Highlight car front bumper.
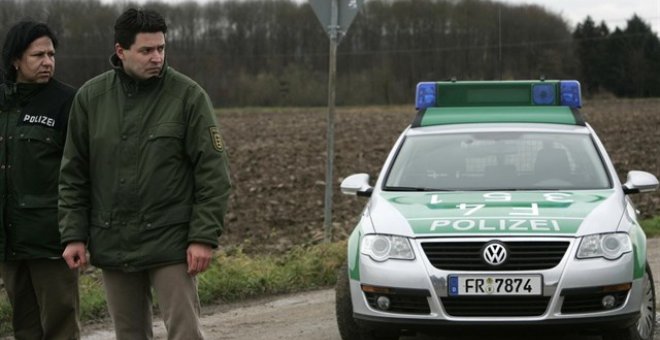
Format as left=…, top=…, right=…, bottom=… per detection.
left=350, top=236, right=643, bottom=332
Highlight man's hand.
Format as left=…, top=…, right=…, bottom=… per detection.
left=187, top=242, right=213, bottom=276
left=62, top=242, right=88, bottom=270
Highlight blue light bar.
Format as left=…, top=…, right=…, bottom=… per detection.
left=560, top=80, right=582, bottom=108
left=415, top=82, right=436, bottom=110
left=414, top=80, right=582, bottom=109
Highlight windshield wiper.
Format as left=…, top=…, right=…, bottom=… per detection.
left=383, top=186, right=451, bottom=192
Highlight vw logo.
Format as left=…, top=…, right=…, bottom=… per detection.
left=482, top=242, right=508, bottom=266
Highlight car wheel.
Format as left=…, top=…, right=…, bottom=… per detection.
left=603, top=263, right=656, bottom=340
left=335, top=263, right=400, bottom=340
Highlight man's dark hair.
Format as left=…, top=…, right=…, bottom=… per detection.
left=114, top=8, right=167, bottom=49
left=1, top=21, right=58, bottom=82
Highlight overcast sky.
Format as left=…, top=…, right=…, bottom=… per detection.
left=102, top=0, right=660, bottom=34
left=497, top=0, right=659, bottom=33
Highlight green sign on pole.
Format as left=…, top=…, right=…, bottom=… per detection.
left=310, top=0, right=363, bottom=243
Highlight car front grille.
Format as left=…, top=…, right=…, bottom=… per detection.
left=441, top=296, right=551, bottom=316
left=421, top=241, right=570, bottom=271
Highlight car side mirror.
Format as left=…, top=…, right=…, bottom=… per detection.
left=340, top=173, right=373, bottom=197
left=623, top=170, right=659, bottom=195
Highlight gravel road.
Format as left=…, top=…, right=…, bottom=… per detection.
left=83, top=237, right=660, bottom=340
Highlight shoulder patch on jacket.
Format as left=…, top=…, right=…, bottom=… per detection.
left=209, top=126, right=224, bottom=152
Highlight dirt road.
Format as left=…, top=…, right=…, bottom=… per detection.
left=83, top=238, right=660, bottom=340
left=82, top=289, right=339, bottom=340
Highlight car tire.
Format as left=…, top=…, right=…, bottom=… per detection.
left=603, top=263, right=656, bottom=340
left=335, top=263, right=400, bottom=340
left=336, top=263, right=362, bottom=340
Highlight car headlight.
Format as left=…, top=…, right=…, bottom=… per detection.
left=577, top=233, right=633, bottom=260
left=361, top=235, right=415, bottom=262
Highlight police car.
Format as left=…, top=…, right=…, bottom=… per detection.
left=335, top=80, right=659, bottom=340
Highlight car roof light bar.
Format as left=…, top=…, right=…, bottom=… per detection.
left=415, top=80, right=582, bottom=110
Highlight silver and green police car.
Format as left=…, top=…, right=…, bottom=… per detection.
left=335, top=80, right=659, bottom=340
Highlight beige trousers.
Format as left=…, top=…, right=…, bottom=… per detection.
left=101, top=263, right=204, bottom=340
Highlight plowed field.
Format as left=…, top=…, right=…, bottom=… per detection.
left=218, top=99, right=660, bottom=253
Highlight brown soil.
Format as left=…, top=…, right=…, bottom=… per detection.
left=217, top=100, right=660, bottom=254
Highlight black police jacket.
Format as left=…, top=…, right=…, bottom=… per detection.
left=0, top=79, right=76, bottom=260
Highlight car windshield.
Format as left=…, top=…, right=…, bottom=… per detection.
left=384, top=131, right=611, bottom=191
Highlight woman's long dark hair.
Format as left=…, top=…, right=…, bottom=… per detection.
left=1, top=21, right=58, bottom=82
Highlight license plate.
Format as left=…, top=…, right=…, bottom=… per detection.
left=448, top=274, right=542, bottom=296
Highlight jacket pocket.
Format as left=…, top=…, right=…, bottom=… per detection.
left=13, top=126, right=63, bottom=195
left=142, top=205, right=192, bottom=230
left=144, top=122, right=186, bottom=166
left=147, top=123, right=185, bottom=141
left=17, top=125, right=63, bottom=148
left=143, top=123, right=188, bottom=202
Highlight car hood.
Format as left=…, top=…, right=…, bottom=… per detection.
left=368, top=189, right=622, bottom=237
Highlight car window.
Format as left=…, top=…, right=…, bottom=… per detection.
left=384, top=131, right=611, bottom=191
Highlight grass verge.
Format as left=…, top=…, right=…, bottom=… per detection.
left=0, top=241, right=346, bottom=336
left=641, top=216, right=660, bottom=238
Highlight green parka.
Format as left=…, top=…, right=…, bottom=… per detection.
left=58, top=57, right=231, bottom=271
left=0, top=79, right=76, bottom=260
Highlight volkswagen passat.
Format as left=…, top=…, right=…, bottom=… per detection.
left=335, top=80, right=658, bottom=340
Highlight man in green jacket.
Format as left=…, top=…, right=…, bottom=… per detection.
left=0, top=21, right=79, bottom=339
left=59, top=8, right=231, bottom=340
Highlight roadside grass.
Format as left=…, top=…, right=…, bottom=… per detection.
left=641, top=216, right=660, bottom=238
left=1, top=217, right=659, bottom=336
left=0, top=241, right=346, bottom=336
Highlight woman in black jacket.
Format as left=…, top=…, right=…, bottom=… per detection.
left=0, top=21, right=79, bottom=340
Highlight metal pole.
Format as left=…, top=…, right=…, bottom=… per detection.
left=323, top=0, right=339, bottom=243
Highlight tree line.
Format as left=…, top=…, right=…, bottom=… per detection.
left=574, top=15, right=660, bottom=97
left=0, top=0, right=658, bottom=107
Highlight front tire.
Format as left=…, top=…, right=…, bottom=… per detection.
left=603, top=263, right=656, bottom=340
left=336, top=263, right=361, bottom=340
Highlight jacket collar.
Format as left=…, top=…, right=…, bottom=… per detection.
left=110, top=54, right=167, bottom=95
left=1, top=80, right=49, bottom=109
